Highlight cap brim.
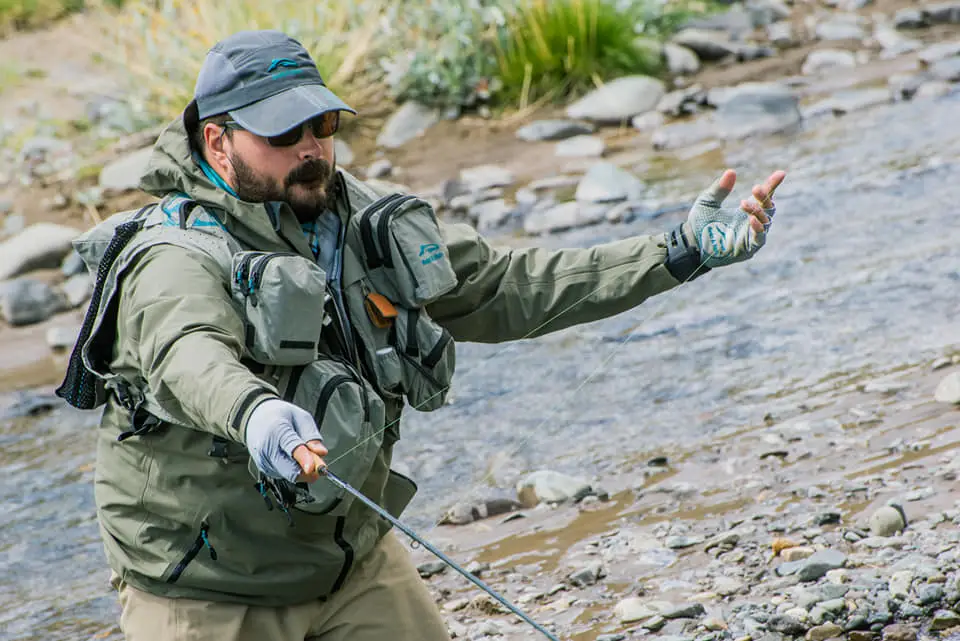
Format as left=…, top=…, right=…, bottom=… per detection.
left=229, top=84, right=356, bottom=137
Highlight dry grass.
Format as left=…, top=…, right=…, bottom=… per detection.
left=96, top=0, right=394, bottom=140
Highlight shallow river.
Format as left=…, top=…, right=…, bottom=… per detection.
left=1, top=90, right=959, bottom=639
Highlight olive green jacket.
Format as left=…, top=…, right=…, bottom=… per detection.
left=93, top=117, right=681, bottom=605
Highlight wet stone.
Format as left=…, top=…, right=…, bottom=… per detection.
left=931, top=609, right=960, bottom=630
left=417, top=560, right=447, bottom=578
left=880, top=623, right=912, bottom=641
left=797, top=550, right=847, bottom=582
left=916, top=583, right=944, bottom=605
left=768, top=614, right=808, bottom=635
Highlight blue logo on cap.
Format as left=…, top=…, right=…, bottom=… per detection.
left=267, top=58, right=299, bottom=72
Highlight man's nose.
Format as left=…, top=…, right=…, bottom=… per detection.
left=297, top=128, right=329, bottom=161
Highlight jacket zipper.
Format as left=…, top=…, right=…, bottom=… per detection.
left=375, top=195, right=415, bottom=269
left=331, top=173, right=361, bottom=368
left=166, top=520, right=217, bottom=584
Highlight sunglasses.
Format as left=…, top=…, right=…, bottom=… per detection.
left=224, top=111, right=340, bottom=147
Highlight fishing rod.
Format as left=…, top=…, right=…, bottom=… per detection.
left=319, top=467, right=562, bottom=641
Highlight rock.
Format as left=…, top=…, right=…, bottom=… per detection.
left=807, top=622, right=844, bottom=640
left=769, top=614, right=808, bottom=635
left=365, top=159, right=393, bottom=179
left=46, top=325, right=80, bottom=350
left=671, top=28, right=740, bottom=61
left=904, top=486, right=934, bottom=501
left=60, top=273, right=93, bottom=308
left=925, top=2, right=960, bottom=24
left=815, top=16, right=867, bottom=40
left=523, top=201, right=609, bottom=235
left=666, top=535, right=703, bottom=549
left=333, top=139, right=353, bottom=166
left=516, top=119, right=595, bottom=142
left=575, top=162, right=645, bottom=203
left=874, top=26, right=922, bottom=59
left=713, top=82, right=801, bottom=139
left=802, top=49, right=857, bottom=75
left=918, top=41, right=960, bottom=64
left=663, top=602, right=706, bottom=619
left=614, top=598, right=673, bottom=624
left=931, top=610, right=960, bottom=630
left=568, top=561, right=605, bottom=587
left=631, top=111, right=666, bottom=131
left=849, top=632, right=875, bottom=641
left=869, top=505, right=907, bottom=536
left=459, top=165, right=515, bottom=193
left=748, top=0, right=792, bottom=24
left=893, top=8, right=926, bottom=29
left=782, top=546, right=816, bottom=562
left=0, top=278, right=67, bottom=326
left=60, top=250, right=86, bottom=277
left=768, top=21, right=794, bottom=46
left=684, top=3, right=754, bottom=37
left=936, top=372, right=960, bottom=404
left=651, top=119, right=715, bottom=150
left=797, top=550, right=847, bottom=582
left=888, top=571, right=914, bottom=598
left=0, top=391, right=64, bottom=420
left=0, top=222, right=82, bottom=281
left=804, top=88, right=892, bottom=118
left=664, top=43, right=701, bottom=74
left=931, top=57, right=960, bottom=82
left=565, top=75, right=667, bottom=124
left=437, top=497, right=523, bottom=525
left=657, top=86, right=706, bottom=116
left=554, top=135, right=606, bottom=158
left=99, top=146, right=153, bottom=192
left=417, top=560, right=447, bottom=578
left=516, top=470, right=596, bottom=507
left=597, top=635, right=627, bottom=641
left=882, top=624, right=916, bottom=641
left=915, top=80, right=955, bottom=100
left=2, top=213, right=26, bottom=238
left=714, top=576, right=745, bottom=596
left=470, top=199, right=514, bottom=231
left=376, top=102, right=439, bottom=148
left=917, top=583, right=945, bottom=606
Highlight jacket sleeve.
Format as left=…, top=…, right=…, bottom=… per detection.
left=426, top=221, right=683, bottom=343
left=115, top=244, right=278, bottom=442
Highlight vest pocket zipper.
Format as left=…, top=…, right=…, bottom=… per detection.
left=166, top=520, right=217, bottom=584
left=237, top=252, right=299, bottom=307
left=360, top=194, right=403, bottom=268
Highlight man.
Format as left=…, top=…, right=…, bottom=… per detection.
left=58, top=30, right=784, bottom=641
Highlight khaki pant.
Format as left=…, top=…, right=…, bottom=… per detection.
left=116, top=532, right=451, bottom=641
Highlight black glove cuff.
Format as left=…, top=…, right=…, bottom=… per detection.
left=665, top=224, right=709, bottom=283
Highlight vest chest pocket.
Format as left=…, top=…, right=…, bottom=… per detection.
left=257, top=358, right=387, bottom=518
left=347, top=194, right=458, bottom=308
left=230, top=251, right=327, bottom=366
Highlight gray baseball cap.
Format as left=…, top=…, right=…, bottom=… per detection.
left=192, top=30, right=355, bottom=137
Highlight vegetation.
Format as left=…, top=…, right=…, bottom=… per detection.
left=0, top=0, right=85, bottom=34
left=494, top=0, right=663, bottom=110
left=2, top=0, right=724, bottom=139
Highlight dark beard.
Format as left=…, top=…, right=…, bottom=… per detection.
left=230, top=153, right=337, bottom=223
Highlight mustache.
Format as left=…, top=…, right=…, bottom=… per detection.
left=285, top=158, right=332, bottom=188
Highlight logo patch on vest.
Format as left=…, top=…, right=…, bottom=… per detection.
left=419, top=243, right=443, bottom=265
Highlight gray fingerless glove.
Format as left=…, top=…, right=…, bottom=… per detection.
left=245, top=398, right=323, bottom=482
left=686, top=175, right=776, bottom=269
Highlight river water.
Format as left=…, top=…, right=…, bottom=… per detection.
left=1, top=90, right=959, bottom=639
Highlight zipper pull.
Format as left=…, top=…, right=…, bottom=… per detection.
left=199, top=521, right=218, bottom=561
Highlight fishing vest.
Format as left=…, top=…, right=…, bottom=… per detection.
left=57, top=171, right=459, bottom=520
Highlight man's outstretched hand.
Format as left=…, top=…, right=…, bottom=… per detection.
left=686, top=169, right=786, bottom=269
